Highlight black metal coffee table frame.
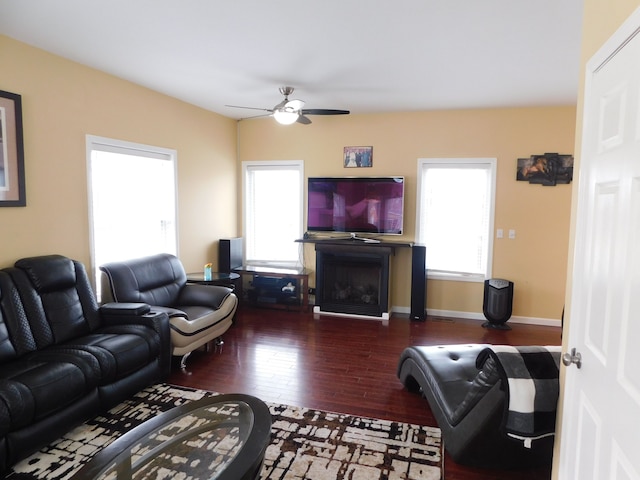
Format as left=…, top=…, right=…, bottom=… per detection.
left=73, top=393, right=272, bottom=480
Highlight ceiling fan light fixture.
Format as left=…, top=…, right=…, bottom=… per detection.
left=273, top=109, right=299, bottom=125
left=227, top=86, right=349, bottom=125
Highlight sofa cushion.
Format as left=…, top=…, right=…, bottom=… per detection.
left=177, top=284, right=233, bottom=310
left=14, top=255, right=76, bottom=294
left=61, top=325, right=162, bottom=383
left=0, top=356, right=97, bottom=431
left=100, top=254, right=186, bottom=306
left=0, top=320, right=16, bottom=364
left=0, top=271, right=35, bottom=360
left=0, top=382, right=10, bottom=434
left=7, top=257, right=102, bottom=345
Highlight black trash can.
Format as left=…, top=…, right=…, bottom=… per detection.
left=482, top=278, right=514, bottom=330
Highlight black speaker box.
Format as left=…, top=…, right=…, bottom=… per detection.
left=410, top=245, right=427, bottom=321
left=219, top=238, right=243, bottom=273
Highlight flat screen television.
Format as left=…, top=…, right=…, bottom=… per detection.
left=307, top=176, right=405, bottom=235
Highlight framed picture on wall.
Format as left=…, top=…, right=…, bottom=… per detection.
left=0, top=90, right=26, bottom=207
left=344, top=146, right=373, bottom=168
left=516, top=153, right=574, bottom=186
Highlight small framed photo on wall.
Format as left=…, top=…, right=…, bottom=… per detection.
left=344, top=146, right=373, bottom=168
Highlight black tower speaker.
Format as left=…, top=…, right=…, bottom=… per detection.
left=482, top=278, right=514, bottom=330
left=219, top=238, right=243, bottom=273
left=410, top=245, right=427, bottom=321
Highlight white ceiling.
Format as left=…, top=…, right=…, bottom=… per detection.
left=0, top=0, right=584, bottom=121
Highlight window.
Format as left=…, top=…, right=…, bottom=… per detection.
left=87, top=136, right=178, bottom=297
left=416, top=158, right=496, bottom=282
left=243, top=160, right=303, bottom=267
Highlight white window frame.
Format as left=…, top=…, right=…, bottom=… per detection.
left=416, top=157, right=497, bottom=282
left=86, top=135, right=178, bottom=294
left=242, top=160, right=304, bottom=267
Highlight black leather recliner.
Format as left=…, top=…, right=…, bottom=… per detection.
left=100, top=253, right=238, bottom=368
left=0, top=255, right=171, bottom=473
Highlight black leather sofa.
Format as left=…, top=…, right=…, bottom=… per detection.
left=100, top=253, right=237, bottom=369
left=0, top=255, right=171, bottom=472
left=397, top=344, right=558, bottom=469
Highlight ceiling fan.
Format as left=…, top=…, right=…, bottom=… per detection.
left=226, top=86, right=349, bottom=125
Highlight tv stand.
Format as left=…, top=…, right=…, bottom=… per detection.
left=349, top=233, right=381, bottom=243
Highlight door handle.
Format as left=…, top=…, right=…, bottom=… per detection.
left=562, top=348, right=582, bottom=369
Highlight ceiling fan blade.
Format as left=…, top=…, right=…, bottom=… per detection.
left=239, top=113, right=273, bottom=120
left=296, top=115, right=312, bottom=125
left=225, top=104, right=273, bottom=113
left=301, top=109, right=350, bottom=115
left=272, top=99, right=288, bottom=110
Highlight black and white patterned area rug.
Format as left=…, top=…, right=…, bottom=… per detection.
left=6, top=383, right=442, bottom=480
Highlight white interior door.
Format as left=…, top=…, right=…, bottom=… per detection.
left=559, top=8, right=640, bottom=480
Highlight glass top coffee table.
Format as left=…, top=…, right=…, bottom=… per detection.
left=73, top=394, right=272, bottom=480
left=186, top=272, right=240, bottom=288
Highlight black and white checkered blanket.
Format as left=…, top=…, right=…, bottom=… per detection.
left=476, top=345, right=562, bottom=447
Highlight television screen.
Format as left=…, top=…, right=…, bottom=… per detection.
left=307, top=177, right=405, bottom=235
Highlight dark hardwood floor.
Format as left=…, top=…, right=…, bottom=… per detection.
left=168, top=306, right=561, bottom=480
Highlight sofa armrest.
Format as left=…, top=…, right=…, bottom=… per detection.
left=100, top=302, right=150, bottom=317
left=100, top=304, right=170, bottom=340
left=99, top=305, right=172, bottom=378
left=177, top=283, right=233, bottom=310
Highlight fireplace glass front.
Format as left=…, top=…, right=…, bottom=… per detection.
left=315, top=245, right=391, bottom=317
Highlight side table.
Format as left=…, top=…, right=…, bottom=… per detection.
left=186, top=272, right=240, bottom=289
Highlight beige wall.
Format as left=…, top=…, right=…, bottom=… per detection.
left=0, top=36, right=238, bottom=278
left=238, top=106, right=576, bottom=320
left=0, top=34, right=577, bottom=321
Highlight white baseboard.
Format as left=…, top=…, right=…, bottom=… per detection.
left=313, top=306, right=390, bottom=322
left=391, top=306, right=561, bottom=327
